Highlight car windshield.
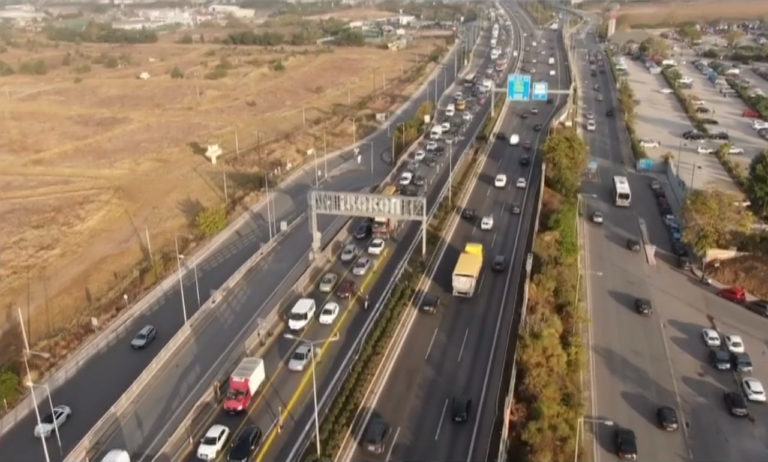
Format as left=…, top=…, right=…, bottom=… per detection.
left=136, top=333, right=146, bottom=340
left=292, top=351, right=307, bottom=361
left=322, top=276, right=333, bottom=284
left=322, top=307, right=334, bottom=315
left=41, top=413, right=55, bottom=424
left=226, top=389, right=246, bottom=400
left=732, top=340, right=743, bottom=347
left=201, top=436, right=218, bottom=445
left=355, top=260, right=367, bottom=268
left=288, top=312, right=308, bottom=321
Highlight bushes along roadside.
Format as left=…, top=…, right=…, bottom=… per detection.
left=605, top=50, right=647, bottom=160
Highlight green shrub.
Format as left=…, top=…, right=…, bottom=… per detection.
left=195, top=206, right=227, bottom=237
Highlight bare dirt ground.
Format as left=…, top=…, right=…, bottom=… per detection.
left=0, top=28, right=446, bottom=359
left=609, top=1, right=768, bottom=27
left=709, top=254, right=768, bottom=299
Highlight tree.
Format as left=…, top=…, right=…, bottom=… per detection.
left=195, top=206, right=227, bottom=237
left=747, top=150, right=768, bottom=216
left=682, top=189, right=754, bottom=254
left=170, top=66, right=184, bottom=79
left=677, top=25, right=702, bottom=44
left=540, top=131, right=588, bottom=197
left=724, top=29, right=744, bottom=48
left=638, top=37, right=668, bottom=58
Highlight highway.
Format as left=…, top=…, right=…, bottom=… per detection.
left=147, top=23, right=500, bottom=462
left=72, top=23, right=497, bottom=462
left=0, top=25, right=486, bottom=462
left=577, top=15, right=768, bottom=462
left=342, top=6, right=571, bottom=462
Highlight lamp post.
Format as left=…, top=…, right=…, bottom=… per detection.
left=177, top=254, right=201, bottom=309
left=174, top=235, right=189, bottom=322
left=283, top=332, right=340, bottom=457
left=17, top=307, right=51, bottom=462
left=29, top=382, right=62, bottom=455
left=574, top=416, right=614, bottom=462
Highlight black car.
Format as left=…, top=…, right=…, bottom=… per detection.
left=677, top=256, right=691, bottom=270
left=533, top=124, right=543, bottom=131
left=634, top=298, right=652, bottom=315
left=492, top=255, right=506, bottom=272
left=227, top=426, right=262, bottom=462
left=606, top=108, right=615, bottom=117
left=709, top=348, right=731, bottom=370
left=420, top=294, right=441, bottom=314
left=462, top=208, right=476, bottom=220
left=425, top=156, right=437, bottom=167
left=413, top=174, right=426, bottom=186
left=399, top=185, right=418, bottom=197
left=731, top=352, right=753, bottom=372
left=724, top=391, right=750, bottom=417
left=521, top=112, right=529, bottom=119
left=451, top=396, right=472, bottom=423
left=519, top=155, right=531, bottom=166
left=626, top=238, right=641, bottom=253
left=546, top=97, right=554, bottom=104
left=656, top=406, right=679, bottom=431
left=511, top=204, right=521, bottom=214
left=672, top=242, right=687, bottom=257
left=354, top=222, right=371, bottom=240
left=434, top=145, right=446, bottom=154
left=746, top=299, right=768, bottom=317
left=614, top=428, right=638, bottom=460
left=683, top=130, right=706, bottom=140
left=710, top=131, right=729, bottom=140
left=362, top=418, right=390, bottom=454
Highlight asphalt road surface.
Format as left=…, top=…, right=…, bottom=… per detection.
left=578, top=20, right=768, bottom=462
left=144, top=31, right=498, bottom=462
left=1, top=26, right=485, bottom=462
left=345, top=16, right=571, bottom=462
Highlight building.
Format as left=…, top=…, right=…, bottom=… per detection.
left=208, top=5, right=255, bottom=19
left=0, top=5, right=46, bottom=25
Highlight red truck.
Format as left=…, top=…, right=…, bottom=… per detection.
left=223, top=357, right=266, bottom=413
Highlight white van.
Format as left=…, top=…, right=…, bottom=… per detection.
left=445, top=103, right=455, bottom=117
left=288, top=298, right=316, bottom=331
left=509, top=134, right=520, bottom=146
left=430, top=125, right=443, bottom=140
left=101, top=450, right=131, bottom=462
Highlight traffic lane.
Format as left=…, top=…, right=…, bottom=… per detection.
left=354, top=100, right=529, bottom=461
left=0, top=209, right=345, bottom=462
left=585, top=205, right=689, bottom=462
left=0, top=37, right=475, bottom=462
left=174, top=237, right=391, bottom=462
left=86, top=214, right=347, bottom=458
left=188, top=100, right=490, bottom=462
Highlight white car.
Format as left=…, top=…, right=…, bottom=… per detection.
left=318, top=302, right=340, bottom=325
left=426, top=141, right=438, bottom=151
left=752, top=119, right=768, bottom=130
left=340, top=243, right=357, bottom=262
left=660, top=88, right=674, bottom=94
left=639, top=139, right=660, bottom=148
left=441, top=122, right=451, bottom=132
left=742, top=377, right=767, bottom=402
left=586, top=120, right=596, bottom=131
left=728, top=146, right=745, bottom=155
left=414, top=150, right=426, bottom=162
left=399, top=172, right=413, bottom=185
left=725, top=334, right=745, bottom=353
left=586, top=112, right=595, bottom=120
left=288, top=343, right=321, bottom=371
left=454, top=91, right=463, bottom=100
left=367, top=238, right=385, bottom=255
left=480, top=215, right=494, bottom=230
left=701, top=328, right=721, bottom=347
left=697, top=146, right=715, bottom=154
left=592, top=211, right=603, bottom=224
left=532, top=58, right=537, bottom=63
left=516, top=177, right=527, bottom=189
left=549, top=70, right=556, bottom=76
left=494, top=174, right=508, bottom=188
left=34, top=405, right=72, bottom=438
left=197, top=424, right=230, bottom=460
left=462, top=112, right=472, bottom=121
left=509, top=134, right=520, bottom=146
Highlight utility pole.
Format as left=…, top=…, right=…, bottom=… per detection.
left=235, top=129, right=240, bottom=158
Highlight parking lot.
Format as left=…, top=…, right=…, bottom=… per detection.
left=745, top=66, right=768, bottom=99
left=623, top=58, right=740, bottom=195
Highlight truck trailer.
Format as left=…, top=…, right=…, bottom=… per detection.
left=223, top=357, right=266, bottom=413
left=452, top=243, right=483, bottom=297
left=372, top=185, right=399, bottom=240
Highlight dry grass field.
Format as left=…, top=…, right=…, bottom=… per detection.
left=0, top=28, right=445, bottom=355
left=610, top=1, right=768, bottom=27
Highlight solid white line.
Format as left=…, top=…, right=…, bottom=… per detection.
left=477, top=274, right=485, bottom=293
left=583, top=201, right=600, bottom=462
left=658, top=318, right=694, bottom=459
left=385, top=427, right=401, bottom=462
left=425, top=328, right=438, bottom=360
left=491, top=233, right=497, bottom=248
left=458, top=328, right=470, bottom=362
left=435, top=399, right=449, bottom=440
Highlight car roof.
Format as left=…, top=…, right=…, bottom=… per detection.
left=728, top=334, right=743, bottom=341
left=206, top=424, right=228, bottom=436
left=322, top=302, right=339, bottom=310
left=295, top=344, right=312, bottom=354
left=139, top=325, right=154, bottom=334
left=658, top=406, right=677, bottom=418
left=636, top=298, right=651, bottom=305
left=703, top=328, right=718, bottom=335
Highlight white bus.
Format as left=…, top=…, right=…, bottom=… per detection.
left=613, top=176, right=632, bottom=207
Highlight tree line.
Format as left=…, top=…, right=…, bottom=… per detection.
left=223, top=22, right=364, bottom=47
left=44, top=22, right=157, bottom=44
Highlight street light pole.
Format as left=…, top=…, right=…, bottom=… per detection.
left=174, top=235, right=188, bottom=323
left=17, top=308, right=51, bottom=462
left=33, top=383, right=63, bottom=455
left=574, top=416, right=614, bottom=462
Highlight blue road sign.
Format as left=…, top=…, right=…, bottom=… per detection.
left=587, top=158, right=598, bottom=172
left=532, top=81, right=548, bottom=101
left=507, top=73, right=531, bottom=101
left=636, top=158, right=654, bottom=171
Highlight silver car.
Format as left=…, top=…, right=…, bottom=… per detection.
left=131, top=325, right=156, bottom=349
left=287, top=344, right=321, bottom=372
left=318, top=273, right=338, bottom=293
left=352, top=257, right=372, bottom=276
left=340, top=244, right=357, bottom=263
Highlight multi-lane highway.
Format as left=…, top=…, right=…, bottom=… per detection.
left=339, top=6, right=572, bottom=462
left=71, top=22, right=497, bottom=462
left=0, top=24, right=486, bottom=462
left=577, top=14, right=768, bottom=462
